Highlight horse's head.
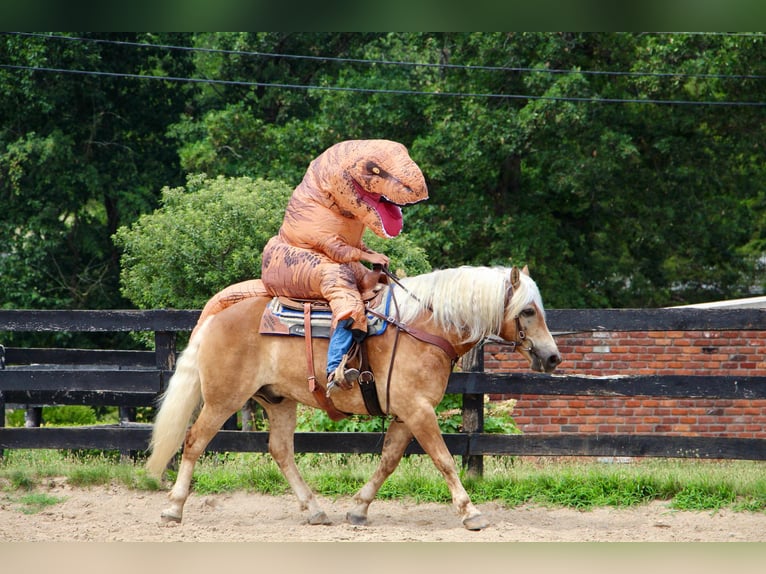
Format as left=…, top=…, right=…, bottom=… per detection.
left=498, top=266, right=562, bottom=373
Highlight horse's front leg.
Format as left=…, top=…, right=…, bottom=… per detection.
left=262, top=399, right=331, bottom=525
left=404, top=406, right=489, bottom=531
left=347, top=418, right=414, bottom=525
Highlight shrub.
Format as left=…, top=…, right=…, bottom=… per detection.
left=114, top=174, right=292, bottom=310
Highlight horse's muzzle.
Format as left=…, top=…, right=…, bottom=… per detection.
left=531, top=350, right=562, bottom=373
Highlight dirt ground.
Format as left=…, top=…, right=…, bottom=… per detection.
left=2, top=479, right=766, bottom=542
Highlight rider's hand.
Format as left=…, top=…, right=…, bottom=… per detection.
left=362, top=251, right=390, bottom=268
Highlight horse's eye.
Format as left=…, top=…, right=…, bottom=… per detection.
left=520, top=308, right=536, bottom=318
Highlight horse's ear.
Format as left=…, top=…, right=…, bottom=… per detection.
left=511, top=266, right=521, bottom=290
left=521, top=265, right=530, bottom=276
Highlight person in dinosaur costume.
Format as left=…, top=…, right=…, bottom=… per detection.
left=189, top=140, right=428, bottom=389
left=260, top=139, right=429, bottom=390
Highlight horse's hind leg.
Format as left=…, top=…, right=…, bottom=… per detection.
left=161, top=403, right=234, bottom=523
left=346, top=419, right=413, bottom=526
left=262, top=399, right=331, bottom=525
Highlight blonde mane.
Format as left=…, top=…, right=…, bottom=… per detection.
left=391, top=266, right=544, bottom=343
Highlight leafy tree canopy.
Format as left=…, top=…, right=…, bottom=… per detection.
left=0, top=32, right=194, bottom=310
left=2, top=32, right=765, bottom=312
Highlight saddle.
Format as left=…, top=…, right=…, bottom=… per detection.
left=258, top=291, right=389, bottom=339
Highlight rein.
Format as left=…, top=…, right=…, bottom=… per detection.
left=379, top=265, right=431, bottom=311
left=379, top=266, right=531, bottom=357
left=366, top=304, right=458, bottom=364
left=370, top=284, right=457, bottom=417
left=303, top=267, right=528, bottom=420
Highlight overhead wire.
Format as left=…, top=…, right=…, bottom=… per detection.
left=7, top=31, right=766, bottom=81
left=2, top=32, right=765, bottom=107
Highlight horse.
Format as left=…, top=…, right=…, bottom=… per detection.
left=145, top=265, right=562, bottom=531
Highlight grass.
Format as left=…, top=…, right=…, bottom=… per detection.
left=1, top=449, right=766, bottom=513
left=14, top=492, right=67, bottom=514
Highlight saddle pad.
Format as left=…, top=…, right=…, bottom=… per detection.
left=259, top=288, right=391, bottom=338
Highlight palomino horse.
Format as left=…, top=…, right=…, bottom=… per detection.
left=146, top=265, right=561, bottom=530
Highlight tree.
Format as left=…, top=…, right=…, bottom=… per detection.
left=4, top=33, right=765, bottom=314
left=170, top=32, right=766, bottom=307
left=0, top=32, right=195, bottom=311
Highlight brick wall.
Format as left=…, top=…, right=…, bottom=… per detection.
left=484, top=330, right=766, bottom=438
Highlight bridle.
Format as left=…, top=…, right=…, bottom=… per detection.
left=488, top=281, right=536, bottom=353
left=380, top=265, right=534, bottom=355
left=485, top=318, right=534, bottom=353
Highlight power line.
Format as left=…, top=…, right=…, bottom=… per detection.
left=2, top=62, right=765, bottom=107
left=6, top=31, right=766, bottom=82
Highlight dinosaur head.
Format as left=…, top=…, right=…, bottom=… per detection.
left=314, top=139, right=429, bottom=238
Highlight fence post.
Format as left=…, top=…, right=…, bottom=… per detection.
left=460, top=345, right=484, bottom=478
left=25, top=407, right=42, bottom=427
left=155, top=330, right=178, bottom=382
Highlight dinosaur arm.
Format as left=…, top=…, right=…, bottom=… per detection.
left=310, top=235, right=389, bottom=267
left=359, top=241, right=389, bottom=266
left=316, top=235, right=366, bottom=263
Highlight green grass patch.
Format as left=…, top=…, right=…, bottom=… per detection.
left=2, top=450, right=766, bottom=513
left=16, top=492, right=67, bottom=514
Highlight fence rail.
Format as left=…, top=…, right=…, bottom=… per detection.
left=2, top=308, right=765, bottom=465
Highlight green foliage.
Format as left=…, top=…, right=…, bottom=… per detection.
left=39, top=406, right=98, bottom=426
left=296, top=407, right=386, bottom=433
left=6, top=406, right=103, bottom=427
left=3, top=33, right=766, bottom=312
left=0, top=33, right=194, bottom=312
left=15, top=493, right=67, bottom=514
left=293, top=393, right=518, bottom=435
left=114, top=174, right=292, bottom=309
left=165, top=32, right=766, bottom=307
left=4, top=451, right=766, bottom=512
left=671, top=481, right=737, bottom=511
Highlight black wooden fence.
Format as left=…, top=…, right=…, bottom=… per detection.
left=2, top=307, right=766, bottom=469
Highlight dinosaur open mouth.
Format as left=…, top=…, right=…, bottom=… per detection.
left=353, top=180, right=404, bottom=237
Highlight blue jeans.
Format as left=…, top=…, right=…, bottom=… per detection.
left=327, top=318, right=353, bottom=375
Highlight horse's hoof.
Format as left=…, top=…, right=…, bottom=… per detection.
left=308, top=511, right=332, bottom=525
left=346, top=512, right=368, bottom=526
left=160, top=511, right=182, bottom=524
left=462, top=514, right=490, bottom=531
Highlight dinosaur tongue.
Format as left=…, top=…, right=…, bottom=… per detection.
left=354, top=181, right=404, bottom=237
left=375, top=198, right=403, bottom=237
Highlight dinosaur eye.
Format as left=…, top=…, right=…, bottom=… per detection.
left=372, top=166, right=381, bottom=175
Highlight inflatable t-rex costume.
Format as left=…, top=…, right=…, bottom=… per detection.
left=192, top=139, right=428, bottom=387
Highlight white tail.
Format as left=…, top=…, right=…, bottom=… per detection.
left=145, top=323, right=206, bottom=478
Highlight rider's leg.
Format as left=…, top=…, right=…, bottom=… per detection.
left=326, top=318, right=368, bottom=392
left=327, top=318, right=354, bottom=378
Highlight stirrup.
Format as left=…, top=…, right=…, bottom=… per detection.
left=326, top=364, right=360, bottom=397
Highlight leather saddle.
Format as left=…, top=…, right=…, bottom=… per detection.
left=258, top=267, right=390, bottom=339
